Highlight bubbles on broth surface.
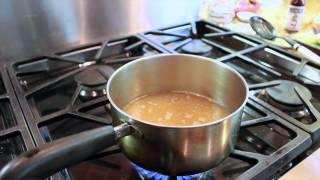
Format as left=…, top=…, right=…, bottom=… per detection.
left=123, top=91, right=230, bottom=126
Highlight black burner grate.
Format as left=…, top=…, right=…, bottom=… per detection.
left=0, top=65, right=34, bottom=170
left=8, top=35, right=166, bottom=146
left=252, top=82, right=320, bottom=141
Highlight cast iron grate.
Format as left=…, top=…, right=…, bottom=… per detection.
left=0, top=65, right=34, bottom=170
left=8, top=35, right=167, bottom=145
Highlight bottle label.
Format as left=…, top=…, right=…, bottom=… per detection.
left=285, top=5, right=305, bottom=31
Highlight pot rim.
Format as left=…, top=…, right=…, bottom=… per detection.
left=106, top=54, right=249, bottom=128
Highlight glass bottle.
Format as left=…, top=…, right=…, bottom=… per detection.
left=285, top=0, right=306, bottom=32
left=206, top=0, right=235, bottom=25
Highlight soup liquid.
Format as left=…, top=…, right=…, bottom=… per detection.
left=123, top=91, right=230, bottom=126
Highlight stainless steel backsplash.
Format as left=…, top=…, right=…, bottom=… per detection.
left=0, top=0, right=200, bottom=62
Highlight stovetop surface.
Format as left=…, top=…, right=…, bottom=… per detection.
left=2, top=20, right=320, bottom=180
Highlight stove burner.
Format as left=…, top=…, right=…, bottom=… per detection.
left=263, top=80, right=313, bottom=118
left=75, top=65, right=114, bottom=86
left=181, top=39, right=212, bottom=55
left=266, top=80, right=312, bottom=107
left=131, top=162, right=204, bottom=180
left=75, top=65, right=114, bottom=99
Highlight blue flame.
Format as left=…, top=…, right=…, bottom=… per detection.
left=131, top=162, right=202, bottom=180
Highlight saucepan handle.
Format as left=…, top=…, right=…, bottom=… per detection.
left=0, top=124, right=132, bottom=180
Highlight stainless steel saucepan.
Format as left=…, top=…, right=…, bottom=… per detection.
left=0, top=54, right=248, bottom=180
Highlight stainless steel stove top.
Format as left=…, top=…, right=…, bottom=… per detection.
left=1, top=21, right=320, bottom=180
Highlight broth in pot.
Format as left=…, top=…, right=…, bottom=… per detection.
left=124, top=91, right=231, bottom=126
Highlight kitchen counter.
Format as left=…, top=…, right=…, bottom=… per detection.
left=198, top=0, right=320, bottom=52
left=280, top=148, right=320, bottom=180
left=257, top=0, right=320, bottom=49
left=258, top=0, right=319, bottom=35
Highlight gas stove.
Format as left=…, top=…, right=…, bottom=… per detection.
left=2, top=21, right=320, bottom=179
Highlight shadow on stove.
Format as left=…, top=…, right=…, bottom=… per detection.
left=0, top=99, right=18, bottom=130
left=0, top=132, right=26, bottom=168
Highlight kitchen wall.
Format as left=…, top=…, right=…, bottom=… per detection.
left=0, top=0, right=200, bottom=62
